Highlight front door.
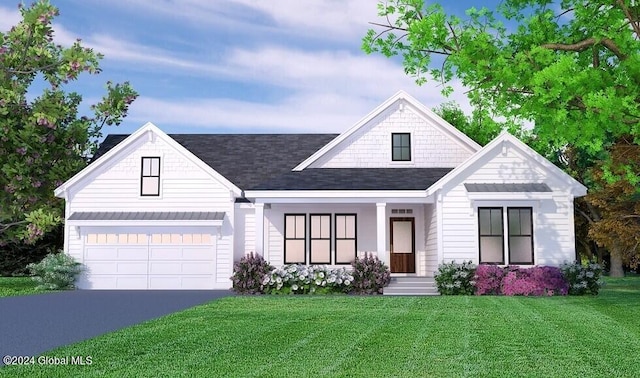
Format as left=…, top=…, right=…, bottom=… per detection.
left=390, top=217, right=415, bottom=273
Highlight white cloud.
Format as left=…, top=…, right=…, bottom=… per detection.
left=0, top=6, right=21, bottom=31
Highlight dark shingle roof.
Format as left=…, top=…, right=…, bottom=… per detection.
left=250, top=168, right=453, bottom=190
left=464, top=183, right=552, bottom=192
left=68, top=211, right=225, bottom=221
left=94, top=134, right=338, bottom=190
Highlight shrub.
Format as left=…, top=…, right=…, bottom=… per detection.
left=230, top=253, right=273, bottom=294
left=434, top=260, right=476, bottom=295
left=27, top=252, right=82, bottom=290
left=350, top=253, right=391, bottom=294
left=560, top=261, right=604, bottom=295
left=474, top=264, right=506, bottom=295
left=263, top=264, right=353, bottom=294
left=501, top=266, right=568, bottom=296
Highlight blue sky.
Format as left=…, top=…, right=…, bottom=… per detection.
left=1, top=1, right=496, bottom=135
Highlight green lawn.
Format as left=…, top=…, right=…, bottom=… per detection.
left=2, top=277, right=639, bottom=378
left=0, top=276, right=42, bottom=297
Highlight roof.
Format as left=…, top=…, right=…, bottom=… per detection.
left=68, top=211, right=225, bottom=221
left=464, top=183, right=552, bottom=192
left=250, top=168, right=453, bottom=190
left=94, top=133, right=338, bottom=190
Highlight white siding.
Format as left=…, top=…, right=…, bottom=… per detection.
left=233, top=205, right=255, bottom=261
left=440, top=141, right=577, bottom=266
left=309, top=104, right=473, bottom=168
left=424, top=204, right=438, bottom=276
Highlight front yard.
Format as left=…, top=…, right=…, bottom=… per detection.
left=1, top=276, right=639, bottom=377
left=0, top=277, right=43, bottom=298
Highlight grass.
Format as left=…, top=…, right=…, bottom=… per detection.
left=0, top=276, right=43, bottom=297
left=1, top=277, right=639, bottom=378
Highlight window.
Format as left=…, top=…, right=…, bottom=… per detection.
left=392, top=133, right=411, bottom=161
left=335, top=214, right=357, bottom=264
left=141, top=157, right=160, bottom=196
left=508, top=208, right=533, bottom=264
left=310, top=214, right=331, bottom=264
left=284, top=214, right=306, bottom=264
left=478, top=208, right=504, bottom=264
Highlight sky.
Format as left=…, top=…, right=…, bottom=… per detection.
left=0, top=0, right=495, bottom=135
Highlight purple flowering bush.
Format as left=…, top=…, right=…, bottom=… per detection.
left=230, top=253, right=273, bottom=294
left=474, top=264, right=505, bottom=295
left=350, top=253, right=391, bottom=294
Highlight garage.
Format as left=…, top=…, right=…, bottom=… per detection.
left=69, top=212, right=225, bottom=290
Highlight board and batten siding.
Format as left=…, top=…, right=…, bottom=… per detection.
left=440, top=143, right=577, bottom=266
left=309, top=103, right=473, bottom=168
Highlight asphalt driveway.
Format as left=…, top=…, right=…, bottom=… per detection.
left=0, top=290, right=231, bottom=362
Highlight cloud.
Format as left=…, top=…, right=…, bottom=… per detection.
left=0, top=6, right=21, bottom=31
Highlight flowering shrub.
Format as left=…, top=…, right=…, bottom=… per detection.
left=501, top=266, right=568, bottom=296
left=27, top=252, right=82, bottom=290
left=350, top=253, right=391, bottom=294
left=560, top=261, right=604, bottom=295
left=263, top=264, right=353, bottom=294
left=434, top=261, right=476, bottom=295
left=230, top=253, right=273, bottom=294
left=474, top=264, right=505, bottom=295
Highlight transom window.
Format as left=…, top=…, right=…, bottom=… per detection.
left=478, top=207, right=534, bottom=265
left=141, top=157, right=160, bottom=196
left=392, top=133, right=411, bottom=161
left=284, top=214, right=306, bottom=264
left=335, top=214, right=357, bottom=264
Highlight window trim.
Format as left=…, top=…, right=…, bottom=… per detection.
left=391, top=132, right=412, bottom=162
left=507, top=207, right=534, bottom=265
left=309, top=214, right=331, bottom=264
left=478, top=207, right=505, bottom=264
left=334, top=213, right=357, bottom=265
left=284, top=214, right=306, bottom=264
left=140, top=157, right=161, bottom=197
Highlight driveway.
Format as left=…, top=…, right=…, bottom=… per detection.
left=0, top=290, right=231, bottom=362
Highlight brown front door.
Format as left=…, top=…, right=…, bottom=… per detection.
left=390, top=217, right=415, bottom=273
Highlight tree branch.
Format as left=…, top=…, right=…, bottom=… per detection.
left=542, top=37, right=627, bottom=60
left=616, top=0, right=640, bottom=37
left=0, top=220, right=27, bottom=233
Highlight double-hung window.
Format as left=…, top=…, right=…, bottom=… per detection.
left=335, top=214, right=357, bottom=264
left=310, top=214, right=331, bottom=264
left=478, top=207, right=534, bottom=264
left=141, top=157, right=160, bottom=196
left=284, top=214, right=306, bottom=264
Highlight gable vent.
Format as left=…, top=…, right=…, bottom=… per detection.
left=391, top=209, right=413, bottom=214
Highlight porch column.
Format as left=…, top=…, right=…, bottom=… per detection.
left=376, top=202, right=387, bottom=264
left=255, top=203, right=264, bottom=257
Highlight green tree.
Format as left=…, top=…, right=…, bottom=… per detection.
left=0, top=1, right=137, bottom=245
left=363, top=0, right=640, bottom=276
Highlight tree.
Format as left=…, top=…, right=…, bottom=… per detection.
left=0, top=1, right=137, bottom=245
left=363, top=0, right=640, bottom=275
left=433, top=101, right=526, bottom=146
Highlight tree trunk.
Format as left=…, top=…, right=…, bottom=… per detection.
left=609, top=248, right=625, bottom=277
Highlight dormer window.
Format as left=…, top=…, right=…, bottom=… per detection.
left=141, top=157, right=160, bottom=196
left=392, top=133, right=411, bottom=161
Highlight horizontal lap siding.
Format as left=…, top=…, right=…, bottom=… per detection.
left=442, top=186, right=477, bottom=263
left=311, top=105, right=472, bottom=168
left=424, top=204, right=438, bottom=276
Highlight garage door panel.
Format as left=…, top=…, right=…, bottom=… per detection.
left=83, top=261, right=148, bottom=275
left=149, top=276, right=215, bottom=290
left=149, top=246, right=214, bottom=261
left=85, top=247, right=148, bottom=261
left=149, top=261, right=214, bottom=275
left=82, top=275, right=148, bottom=289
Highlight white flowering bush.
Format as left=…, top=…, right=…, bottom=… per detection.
left=560, top=261, right=604, bottom=295
left=27, top=252, right=82, bottom=290
left=434, top=260, right=476, bottom=295
left=263, top=264, right=354, bottom=294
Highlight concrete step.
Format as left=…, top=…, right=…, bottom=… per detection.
left=384, top=276, right=439, bottom=296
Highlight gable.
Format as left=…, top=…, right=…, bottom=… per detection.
left=55, top=123, right=241, bottom=199
left=296, top=91, right=481, bottom=170
left=427, top=132, right=588, bottom=197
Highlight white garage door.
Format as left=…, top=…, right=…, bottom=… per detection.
left=83, top=231, right=216, bottom=289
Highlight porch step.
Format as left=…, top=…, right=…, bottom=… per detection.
left=383, top=277, right=439, bottom=296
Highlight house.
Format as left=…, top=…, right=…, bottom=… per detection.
left=54, top=91, right=587, bottom=290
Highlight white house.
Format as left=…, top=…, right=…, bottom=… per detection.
left=54, top=91, right=587, bottom=290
